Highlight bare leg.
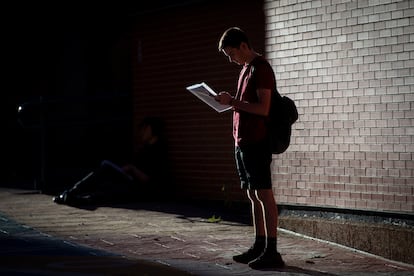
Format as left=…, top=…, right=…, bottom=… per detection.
left=247, top=189, right=266, bottom=237
left=255, top=189, right=278, bottom=238
left=249, top=189, right=285, bottom=269
left=233, top=190, right=267, bottom=264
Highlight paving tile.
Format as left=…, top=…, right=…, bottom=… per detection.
left=0, top=188, right=414, bottom=275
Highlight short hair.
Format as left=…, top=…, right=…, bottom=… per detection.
left=218, top=27, right=251, bottom=51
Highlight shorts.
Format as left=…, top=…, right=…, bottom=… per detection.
left=235, top=142, right=272, bottom=190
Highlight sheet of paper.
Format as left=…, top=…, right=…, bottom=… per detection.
left=186, top=82, right=232, bottom=113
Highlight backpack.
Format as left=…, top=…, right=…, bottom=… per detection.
left=268, top=90, right=298, bottom=154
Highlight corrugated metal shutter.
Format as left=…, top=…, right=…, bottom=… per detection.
left=130, top=0, right=265, bottom=202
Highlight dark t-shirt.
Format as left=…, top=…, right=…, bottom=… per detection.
left=132, top=140, right=168, bottom=189
left=133, top=142, right=167, bottom=182
left=233, top=55, right=276, bottom=147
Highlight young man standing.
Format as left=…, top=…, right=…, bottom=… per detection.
left=215, top=27, right=285, bottom=269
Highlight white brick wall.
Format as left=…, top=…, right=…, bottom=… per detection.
left=265, top=0, right=414, bottom=213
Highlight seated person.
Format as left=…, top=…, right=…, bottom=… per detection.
left=53, top=116, right=170, bottom=205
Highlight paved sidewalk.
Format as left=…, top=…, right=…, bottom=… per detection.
left=0, top=212, right=191, bottom=275
left=0, top=188, right=413, bottom=275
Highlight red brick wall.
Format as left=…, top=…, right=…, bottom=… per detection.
left=130, top=1, right=265, bottom=202
left=265, top=0, right=414, bottom=213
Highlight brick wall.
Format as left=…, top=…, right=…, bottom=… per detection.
left=265, top=0, right=414, bottom=213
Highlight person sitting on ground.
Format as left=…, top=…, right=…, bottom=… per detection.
left=53, top=116, right=169, bottom=205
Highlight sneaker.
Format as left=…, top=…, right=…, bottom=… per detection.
left=233, top=247, right=264, bottom=264
left=248, top=251, right=285, bottom=270
left=53, top=190, right=70, bottom=204
left=53, top=190, right=94, bottom=206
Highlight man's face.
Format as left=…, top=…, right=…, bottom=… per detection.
left=222, top=46, right=244, bottom=65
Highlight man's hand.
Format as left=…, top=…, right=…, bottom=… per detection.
left=215, top=91, right=233, bottom=105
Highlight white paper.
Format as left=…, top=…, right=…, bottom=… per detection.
left=186, top=82, right=232, bottom=113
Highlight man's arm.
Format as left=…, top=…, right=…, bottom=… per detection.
left=122, top=164, right=150, bottom=183
left=216, top=88, right=272, bottom=116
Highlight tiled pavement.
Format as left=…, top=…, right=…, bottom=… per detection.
left=0, top=188, right=413, bottom=275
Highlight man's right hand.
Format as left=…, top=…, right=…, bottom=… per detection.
left=215, top=91, right=233, bottom=105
